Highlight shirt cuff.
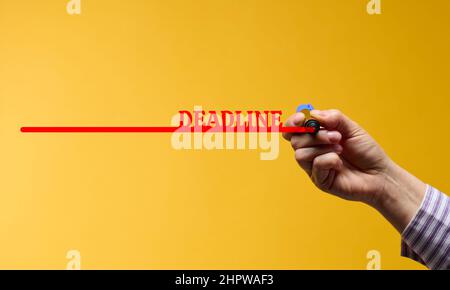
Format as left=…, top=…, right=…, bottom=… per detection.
left=401, top=185, right=450, bottom=270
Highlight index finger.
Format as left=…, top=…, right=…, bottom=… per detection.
left=282, top=112, right=305, bottom=141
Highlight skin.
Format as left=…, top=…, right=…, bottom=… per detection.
left=283, top=109, right=427, bottom=233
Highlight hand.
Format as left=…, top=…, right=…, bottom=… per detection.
left=283, top=109, right=426, bottom=232
left=283, top=109, right=392, bottom=205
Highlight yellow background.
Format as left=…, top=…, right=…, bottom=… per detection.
left=1, top=0, right=449, bottom=269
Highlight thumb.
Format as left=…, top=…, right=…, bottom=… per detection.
left=310, top=109, right=363, bottom=138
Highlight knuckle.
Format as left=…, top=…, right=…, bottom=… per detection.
left=294, top=149, right=303, bottom=161
left=312, top=156, right=323, bottom=167
left=290, top=137, right=302, bottom=149
left=295, top=149, right=311, bottom=163
left=290, top=139, right=297, bottom=149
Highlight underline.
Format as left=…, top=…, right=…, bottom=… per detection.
left=20, top=126, right=315, bottom=133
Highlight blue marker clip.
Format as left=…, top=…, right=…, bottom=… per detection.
left=296, top=104, right=315, bottom=113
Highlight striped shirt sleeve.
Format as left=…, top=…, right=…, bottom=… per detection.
left=401, top=185, right=450, bottom=270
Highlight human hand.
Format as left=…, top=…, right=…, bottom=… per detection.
left=283, top=108, right=427, bottom=232
left=283, top=109, right=394, bottom=206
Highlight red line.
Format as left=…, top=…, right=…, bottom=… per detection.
left=20, top=126, right=315, bottom=133
left=21, top=127, right=179, bottom=133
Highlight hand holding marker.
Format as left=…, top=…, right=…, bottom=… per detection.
left=296, top=104, right=321, bottom=134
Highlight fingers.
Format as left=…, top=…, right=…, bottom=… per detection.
left=295, top=144, right=343, bottom=175
left=283, top=108, right=360, bottom=192
left=285, top=110, right=343, bottom=177
left=310, top=109, right=363, bottom=138
left=282, top=112, right=305, bottom=141
left=311, top=152, right=343, bottom=190
left=291, top=130, right=342, bottom=150
left=283, top=109, right=362, bottom=140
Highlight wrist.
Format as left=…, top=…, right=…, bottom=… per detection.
left=373, top=160, right=427, bottom=233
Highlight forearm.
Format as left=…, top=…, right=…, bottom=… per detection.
left=372, top=160, right=450, bottom=269
left=374, top=161, right=426, bottom=233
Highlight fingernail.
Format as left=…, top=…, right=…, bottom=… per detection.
left=327, top=131, right=341, bottom=143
